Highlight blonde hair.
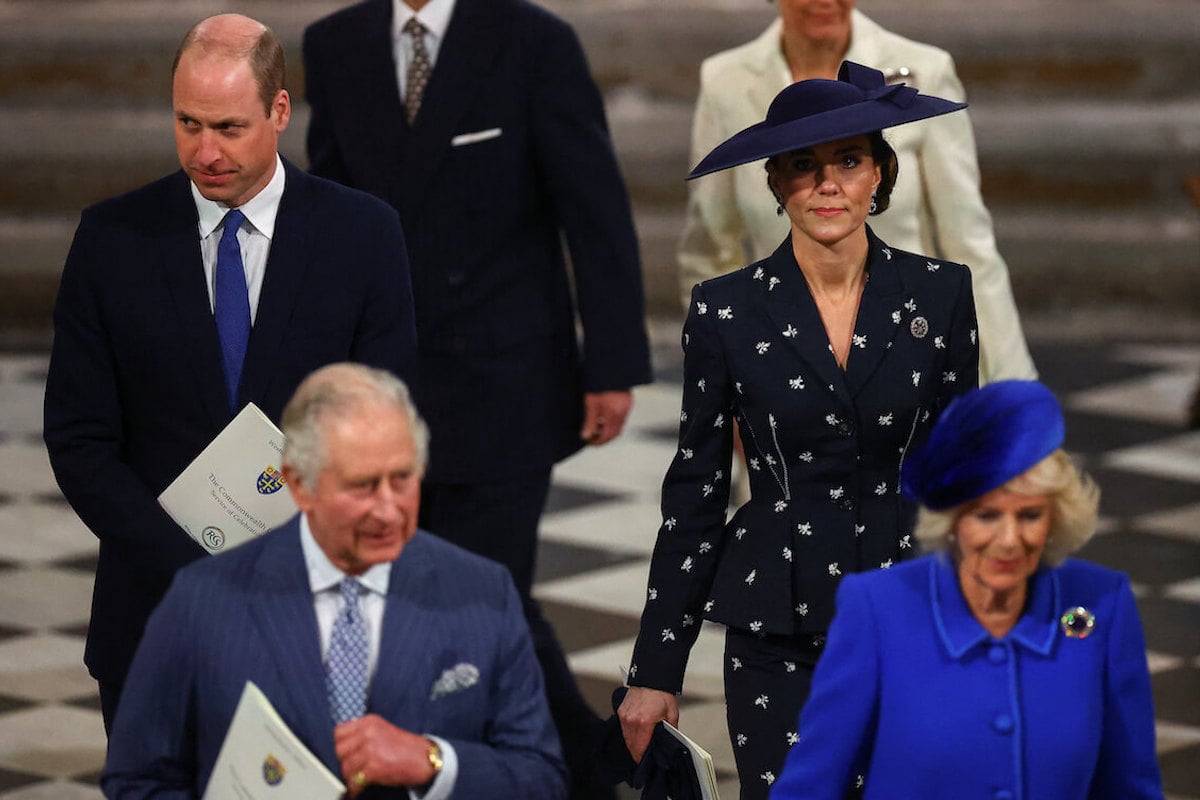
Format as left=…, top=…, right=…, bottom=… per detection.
left=913, top=449, right=1099, bottom=566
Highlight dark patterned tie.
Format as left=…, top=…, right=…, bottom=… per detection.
left=326, top=578, right=370, bottom=724
left=403, top=17, right=431, bottom=125
left=214, top=209, right=249, bottom=411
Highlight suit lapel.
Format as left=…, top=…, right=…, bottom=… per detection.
left=844, top=230, right=908, bottom=397
left=762, top=239, right=853, bottom=408
left=746, top=18, right=789, bottom=114
left=394, top=0, right=507, bottom=222
left=367, top=533, right=439, bottom=723
left=247, top=522, right=340, bottom=768
left=239, top=160, right=312, bottom=409
left=158, top=173, right=230, bottom=426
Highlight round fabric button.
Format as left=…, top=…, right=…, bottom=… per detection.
left=988, top=645, right=1007, bottom=664
left=992, top=714, right=1014, bottom=734
left=994, top=791, right=1013, bottom=800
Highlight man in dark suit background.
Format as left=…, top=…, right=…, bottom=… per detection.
left=303, top=1, right=653, bottom=794
left=43, top=13, right=417, bottom=732
left=103, top=363, right=566, bottom=799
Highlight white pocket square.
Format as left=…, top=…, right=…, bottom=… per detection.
left=430, top=662, right=480, bottom=699
left=451, top=128, right=502, bottom=147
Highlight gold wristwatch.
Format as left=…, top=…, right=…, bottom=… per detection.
left=426, top=740, right=444, bottom=777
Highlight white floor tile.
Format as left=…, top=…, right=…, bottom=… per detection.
left=1069, top=369, right=1197, bottom=426
left=1104, top=431, right=1200, bottom=484
left=0, top=781, right=104, bottom=800
left=0, top=568, right=94, bottom=630
left=0, top=634, right=93, bottom=702
left=0, top=382, right=44, bottom=438
left=535, top=560, right=652, bottom=617
left=0, top=444, right=57, bottom=498
left=541, top=500, right=663, bottom=555
left=0, top=706, right=105, bottom=779
left=0, top=503, right=95, bottom=565
left=1133, top=502, right=1200, bottom=544
left=1164, top=577, right=1200, bottom=605
left=554, top=436, right=676, bottom=498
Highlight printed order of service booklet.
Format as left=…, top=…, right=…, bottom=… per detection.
left=159, top=403, right=298, bottom=555
left=663, top=721, right=720, bottom=800
left=203, top=681, right=344, bottom=800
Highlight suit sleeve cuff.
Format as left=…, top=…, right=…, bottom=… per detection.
left=408, top=736, right=457, bottom=800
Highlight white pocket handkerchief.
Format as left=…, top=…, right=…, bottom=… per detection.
left=451, top=128, right=502, bottom=147
left=430, top=662, right=480, bottom=700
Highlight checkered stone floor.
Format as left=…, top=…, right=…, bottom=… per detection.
left=0, top=320, right=1197, bottom=799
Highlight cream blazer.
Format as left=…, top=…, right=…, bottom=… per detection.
left=677, top=11, right=1036, bottom=382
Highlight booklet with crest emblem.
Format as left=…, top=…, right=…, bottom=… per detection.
left=663, top=721, right=720, bottom=800
left=203, top=681, right=344, bottom=800
left=158, top=402, right=297, bottom=555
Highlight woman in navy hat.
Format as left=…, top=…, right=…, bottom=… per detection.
left=768, top=380, right=1163, bottom=799
left=619, top=62, right=981, bottom=798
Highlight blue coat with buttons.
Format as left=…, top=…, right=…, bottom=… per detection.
left=629, top=230, right=978, bottom=692
left=769, top=554, right=1163, bottom=800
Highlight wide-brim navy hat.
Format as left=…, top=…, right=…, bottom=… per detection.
left=686, top=60, right=967, bottom=180
left=901, top=380, right=1066, bottom=511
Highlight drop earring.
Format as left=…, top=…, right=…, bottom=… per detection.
left=869, top=191, right=878, bottom=215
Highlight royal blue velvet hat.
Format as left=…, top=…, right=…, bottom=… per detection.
left=686, top=60, right=967, bottom=180
left=901, top=380, right=1066, bottom=511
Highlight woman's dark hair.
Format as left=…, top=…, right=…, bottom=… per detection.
left=867, top=130, right=899, bottom=214
left=765, top=131, right=900, bottom=216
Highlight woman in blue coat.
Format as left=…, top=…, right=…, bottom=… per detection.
left=617, top=62, right=980, bottom=798
left=770, top=380, right=1163, bottom=799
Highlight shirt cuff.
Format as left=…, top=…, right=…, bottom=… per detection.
left=408, top=736, right=457, bottom=800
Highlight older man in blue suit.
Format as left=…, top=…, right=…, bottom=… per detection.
left=103, top=363, right=566, bottom=799
left=43, top=14, right=418, bottom=733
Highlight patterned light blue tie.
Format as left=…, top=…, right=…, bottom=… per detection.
left=326, top=578, right=370, bottom=724
left=214, top=209, right=250, bottom=411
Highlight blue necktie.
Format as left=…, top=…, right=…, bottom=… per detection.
left=214, top=209, right=250, bottom=411
left=326, top=578, right=370, bottom=724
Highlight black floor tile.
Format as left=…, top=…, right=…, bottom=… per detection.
left=0, top=694, right=36, bottom=714
left=0, top=768, right=43, bottom=792
left=1029, top=342, right=1162, bottom=395
left=61, top=693, right=103, bottom=714
left=1088, top=465, right=1200, bottom=518
left=53, top=621, right=91, bottom=638
left=1062, top=410, right=1184, bottom=455
left=541, top=598, right=641, bottom=653
left=535, top=539, right=643, bottom=584
left=1137, top=597, right=1200, bottom=659
left=1152, top=666, right=1200, bottom=727
left=544, top=483, right=627, bottom=514
left=0, top=622, right=28, bottom=644
left=51, top=553, right=99, bottom=573
left=1078, top=530, right=1200, bottom=588
left=71, top=769, right=103, bottom=786
left=1159, top=742, right=1200, bottom=798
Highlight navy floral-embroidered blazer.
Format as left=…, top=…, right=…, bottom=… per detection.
left=629, top=229, right=979, bottom=693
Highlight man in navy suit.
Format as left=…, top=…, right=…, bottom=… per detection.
left=303, top=1, right=652, bottom=794
left=43, top=14, right=417, bottom=732
left=103, top=363, right=566, bottom=799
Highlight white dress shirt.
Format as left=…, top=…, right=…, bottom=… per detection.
left=392, top=0, right=457, bottom=103
left=299, top=517, right=459, bottom=800
left=192, top=153, right=286, bottom=324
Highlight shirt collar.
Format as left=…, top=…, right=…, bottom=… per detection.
left=191, top=153, right=286, bottom=240
left=299, top=514, right=391, bottom=597
left=930, top=553, right=1060, bottom=659
left=392, top=0, right=456, bottom=43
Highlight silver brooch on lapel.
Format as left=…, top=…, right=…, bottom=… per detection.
left=909, top=316, right=929, bottom=339
left=1059, top=606, right=1096, bottom=639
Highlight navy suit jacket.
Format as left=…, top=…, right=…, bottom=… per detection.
left=43, top=160, right=418, bottom=686
left=102, top=522, right=567, bottom=799
left=770, top=555, right=1163, bottom=799
left=303, top=0, right=653, bottom=481
left=629, top=232, right=979, bottom=693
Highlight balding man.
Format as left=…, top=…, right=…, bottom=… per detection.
left=103, top=364, right=565, bottom=799
left=43, top=14, right=418, bottom=732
